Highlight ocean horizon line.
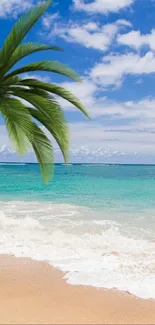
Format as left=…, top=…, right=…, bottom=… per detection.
left=1, top=162, right=155, bottom=166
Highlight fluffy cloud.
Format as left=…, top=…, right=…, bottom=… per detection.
left=45, top=19, right=131, bottom=51
left=2, top=117, right=155, bottom=163
left=118, top=29, right=155, bottom=51
left=73, top=0, right=134, bottom=14
left=70, top=122, right=155, bottom=151
left=59, top=78, right=155, bottom=124
left=49, top=74, right=155, bottom=158
left=90, top=51, right=155, bottom=87
left=58, top=79, right=97, bottom=109
left=2, top=89, right=155, bottom=162
left=22, top=73, right=51, bottom=83
left=0, top=0, right=34, bottom=18
left=42, top=12, right=60, bottom=29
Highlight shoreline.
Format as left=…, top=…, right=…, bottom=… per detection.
left=0, top=255, right=155, bottom=324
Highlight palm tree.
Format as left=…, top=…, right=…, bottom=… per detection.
left=0, top=0, right=89, bottom=183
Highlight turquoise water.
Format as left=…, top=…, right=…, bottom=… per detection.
left=1, top=163, right=155, bottom=225
left=0, top=163, right=155, bottom=299
left=1, top=163, right=155, bottom=207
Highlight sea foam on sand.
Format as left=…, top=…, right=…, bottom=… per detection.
left=0, top=201, right=155, bottom=299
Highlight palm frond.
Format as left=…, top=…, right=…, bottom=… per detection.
left=0, top=0, right=89, bottom=183
left=3, top=42, right=62, bottom=75
left=0, top=0, right=52, bottom=71
left=0, top=97, right=54, bottom=183
left=3, top=76, right=21, bottom=86
left=27, top=107, right=69, bottom=163
left=12, top=88, right=53, bottom=116
left=12, top=88, right=69, bottom=162
left=0, top=98, right=32, bottom=154
left=13, top=86, right=50, bottom=99
left=4, top=61, right=81, bottom=82
left=26, top=122, right=54, bottom=184
left=18, top=79, right=90, bottom=118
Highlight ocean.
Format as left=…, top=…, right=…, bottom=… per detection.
left=0, top=163, right=155, bottom=299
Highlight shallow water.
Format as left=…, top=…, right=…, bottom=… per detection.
left=0, top=163, right=155, bottom=299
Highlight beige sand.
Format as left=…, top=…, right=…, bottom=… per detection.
left=0, top=255, right=155, bottom=324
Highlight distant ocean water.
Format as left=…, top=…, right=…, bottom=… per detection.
left=0, top=163, right=155, bottom=299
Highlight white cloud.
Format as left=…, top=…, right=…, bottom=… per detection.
left=73, top=0, right=134, bottom=14
left=59, top=79, right=155, bottom=124
left=58, top=79, right=97, bottom=109
left=2, top=93, right=155, bottom=162
left=69, top=145, right=129, bottom=162
left=2, top=119, right=155, bottom=163
left=89, top=97, right=155, bottom=120
left=90, top=51, right=155, bottom=87
left=118, top=29, right=155, bottom=51
left=56, top=77, right=155, bottom=123
left=70, top=123, right=154, bottom=151
left=16, top=72, right=155, bottom=126
left=0, top=0, right=34, bottom=18
left=135, top=78, right=143, bottom=84
left=51, top=76, right=155, bottom=159
left=42, top=12, right=60, bottom=29
left=46, top=19, right=131, bottom=51
left=22, top=73, right=51, bottom=83
left=115, top=19, right=132, bottom=27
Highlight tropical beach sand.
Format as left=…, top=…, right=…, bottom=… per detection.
left=0, top=255, right=155, bottom=324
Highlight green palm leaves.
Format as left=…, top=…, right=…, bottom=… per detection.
left=0, top=0, right=89, bottom=183
left=0, top=0, right=53, bottom=68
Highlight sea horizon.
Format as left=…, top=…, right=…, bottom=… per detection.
left=1, top=162, right=155, bottom=166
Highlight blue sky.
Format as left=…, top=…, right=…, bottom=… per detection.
left=1, top=0, right=155, bottom=163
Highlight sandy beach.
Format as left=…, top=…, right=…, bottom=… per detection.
left=0, top=255, right=154, bottom=324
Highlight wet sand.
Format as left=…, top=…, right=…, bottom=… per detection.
left=0, top=255, right=155, bottom=324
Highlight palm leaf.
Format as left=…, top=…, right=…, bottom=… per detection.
left=12, top=88, right=69, bottom=162
left=27, top=107, right=69, bottom=163
left=0, top=0, right=89, bottom=183
left=4, top=61, right=81, bottom=82
left=26, top=123, right=54, bottom=184
left=18, top=79, right=90, bottom=118
left=0, top=97, right=54, bottom=183
left=3, top=42, right=63, bottom=75
left=0, top=98, right=32, bottom=154
left=0, top=0, right=52, bottom=71
left=3, top=76, right=21, bottom=87
left=13, top=86, right=50, bottom=99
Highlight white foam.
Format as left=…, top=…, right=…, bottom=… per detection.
left=0, top=201, right=155, bottom=299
